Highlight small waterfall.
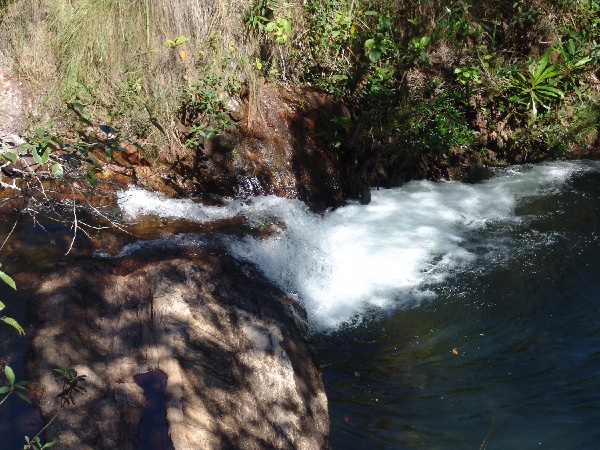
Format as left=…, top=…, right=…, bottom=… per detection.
left=119, top=161, right=596, bottom=330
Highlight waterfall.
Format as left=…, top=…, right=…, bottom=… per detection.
left=118, top=161, right=594, bottom=330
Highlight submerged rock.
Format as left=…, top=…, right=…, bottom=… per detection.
left=28, top=244, right=330, bottom=450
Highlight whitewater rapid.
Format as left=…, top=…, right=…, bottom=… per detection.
left=117, top=161, right=594, bottom=329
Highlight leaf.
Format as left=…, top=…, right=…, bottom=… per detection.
left=86, top=157, right=103, bottom=169
left=0, top=386, right=10, bottom=394
left=0, top=300, right=4, bottom=311
left=85, top=170, right=98, bottom=188
left=284, top=22, right=291, bottom=37
left=0, top=151, right=17, bottom=164
left=572, top=56, right=591, bottom=69
left=0, top=270, right=16, bottom=290
left=5, top=365, right=15, bottom=385
left=51, top=163, right=64, bottom=180
left=16, top=390, right=31, bottom=404
left=2, top=317, right=25, bottom=335
left=368, top=48, right=382, bottom=62
left=32, top=147, right=50, bottom=165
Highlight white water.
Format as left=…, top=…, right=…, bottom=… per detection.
left=118, top=161, right=590, bottom=330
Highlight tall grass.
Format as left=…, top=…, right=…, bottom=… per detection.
left=0, top=0, right=256, bottom=158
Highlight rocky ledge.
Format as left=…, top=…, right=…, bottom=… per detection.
left=27, top=243, right=330, bottom=450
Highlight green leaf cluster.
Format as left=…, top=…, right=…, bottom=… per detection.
left=509, top=49, right=564, bottom=119
left=0, top=365, right=30, bottom=404
left=0, top=264, right=23, bottom=335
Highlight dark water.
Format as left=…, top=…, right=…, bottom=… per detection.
left=316, top=167, right=600, bottom=449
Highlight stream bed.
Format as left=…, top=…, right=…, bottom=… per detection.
left=2, top=160, right=599, bottom=448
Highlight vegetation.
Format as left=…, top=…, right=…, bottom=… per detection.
left=1, top=0, right=596, bottom=186
left=0, top=267, right=87, bottom=449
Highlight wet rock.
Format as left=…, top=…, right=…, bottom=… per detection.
left=156, top=81, right=348, bottom=211
left=28, top=244, right=330, bottom=450
left=225, top=97, right=246, bottom=122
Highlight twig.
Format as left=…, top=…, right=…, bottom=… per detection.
left=480, top=417, right=496, bottom=450
left=65, top=185, right=78, bottom=255
left=0, top=213, right=20, bottom=252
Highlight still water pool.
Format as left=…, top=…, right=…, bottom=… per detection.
left=313, top=163, right=600, bottom=449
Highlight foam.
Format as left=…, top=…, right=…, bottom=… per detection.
left=118, top=161, right=592, bottom=330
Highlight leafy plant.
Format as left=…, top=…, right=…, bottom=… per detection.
left=265, top=16, right=291, bottom=44
left=54, top=366, right=87, bottom=406
left=180, top=73, right=233, bottom=148
left=245, top=0, right=277, bottom=32
left=163, top=36, right=189, bottom=48
left=0, top=364, right=30, bottom=405
left=24, top=436, right=56, bottom=449
left=554, top=39, right=592, bottom=98
left=509, top=49, right=564, bottom=119
left=408, top=35, right=431, bottom=65
left=364, top=13, right=393, bottom=62
left=0, top=264, right=23, bottom=335
left=455, top=63, right=482, bottom=85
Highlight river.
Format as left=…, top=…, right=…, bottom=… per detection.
left=118, top=160, right=600, bottom=449
left=2, top=160, right=599, bottom=448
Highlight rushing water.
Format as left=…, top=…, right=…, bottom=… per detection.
left=120, top=160, right=600, bottom=447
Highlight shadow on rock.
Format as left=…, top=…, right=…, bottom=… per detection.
left=27, top=243, right=330, bottom=450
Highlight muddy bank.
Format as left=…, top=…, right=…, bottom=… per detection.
left=27, top=243, right=330, bottom=449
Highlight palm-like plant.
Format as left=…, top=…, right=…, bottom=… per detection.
left=509, top=49, right=564, bottom=119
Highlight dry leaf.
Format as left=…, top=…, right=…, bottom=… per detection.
left=178, top=50, right=187, bottom=64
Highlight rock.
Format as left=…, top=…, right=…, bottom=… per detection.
left=27, top=243, right=330, bottom=450
left=155, top=82, right=348, bottom=211
left=225, top=97, right=246, bottom=122
left=0, top=67, right=28, bottom=144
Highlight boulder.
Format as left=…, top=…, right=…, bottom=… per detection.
left=28, top=243, right=330, bottom=449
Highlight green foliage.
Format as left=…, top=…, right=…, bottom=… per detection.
left=245, top=0, right=277, bottom=32
left=54, top=366, right=87, bottom=406
left=509, top=49, right=564, bottom=119
left=24, top=436, right=56, bottom=449
left=180, top=73, right=234, bottom=148
left=0, top=143, right=18, bottom=164
left=265, top=16, right=292, bottom=44
left=364, top=13, right=392, bottom=62
left=408, top=36, right=431, bottom=65
left=554, top=39, right=592, bottom=99
left=510, top=0, right=541, bottom=29
left=0, top=364, right=30, bottom=405
left=163, top=36, right=189, bottom=48
left=15, top=118, right=123, bottom=186
left=0, top=264, right=23, bottom=335
left=392, top=86, right=476, bottom=160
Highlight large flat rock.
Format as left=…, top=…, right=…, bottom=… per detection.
left=28, top=243, right=330, bottom=449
